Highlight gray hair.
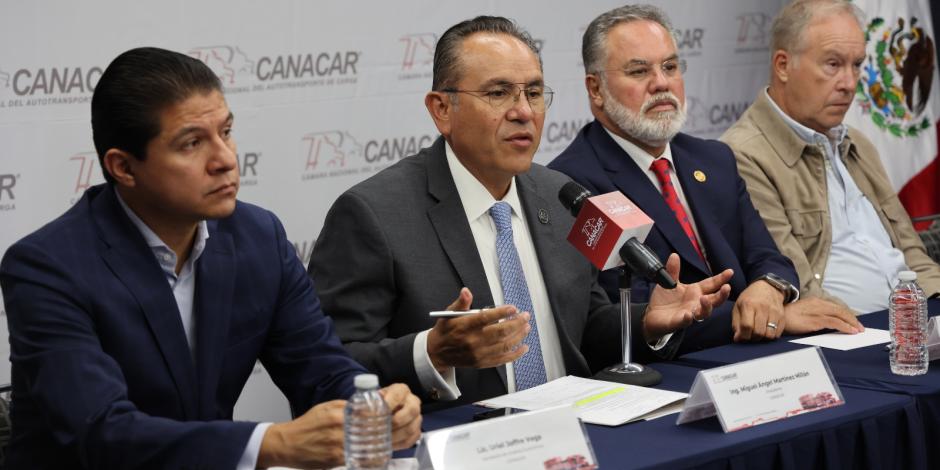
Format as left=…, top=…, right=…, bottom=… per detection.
left=432, top=16, right=542, bottom=91
left=582, top=4, right=676, bottom=74
left=770, top=0, right=865, bottom=56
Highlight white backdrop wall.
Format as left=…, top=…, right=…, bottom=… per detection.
left=0, top=0, right=784, bottom=421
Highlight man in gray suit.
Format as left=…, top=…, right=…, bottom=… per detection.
left=309, top=16, right=732, bottom=409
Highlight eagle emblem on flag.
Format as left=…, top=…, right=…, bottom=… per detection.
left=856, top=16, right=935, bottom=137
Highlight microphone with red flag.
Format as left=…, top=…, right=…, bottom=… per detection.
left=558, top=181, right=676, bottom=288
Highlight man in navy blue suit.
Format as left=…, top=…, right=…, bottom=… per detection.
left=0, top=47, right=421, bottom=469
left=549, top=5, right=863, bottom=351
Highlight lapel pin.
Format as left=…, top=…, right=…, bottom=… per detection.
left=693, top=170, right=706, bottom=183
left=538, top=208, right=549, bottom=224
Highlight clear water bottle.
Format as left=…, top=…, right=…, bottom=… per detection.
left=889, top=271, right=928, bottom=375
left=344, top=374, right=391, bottom=470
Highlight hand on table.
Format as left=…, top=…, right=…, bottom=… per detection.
left=783, top=297, right=863, bottom=335
left=732, top=280, right=786, bottom=342
left=258, top=383, right=423, bottom=468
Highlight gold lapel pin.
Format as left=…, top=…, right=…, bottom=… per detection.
left=693, top=170, right=706, bottom=182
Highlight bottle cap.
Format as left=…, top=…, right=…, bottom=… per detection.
left=354, top=374, right=379, bottom=389
left=899, top=271, right=917, bottom=282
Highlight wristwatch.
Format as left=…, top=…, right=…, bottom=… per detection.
left=755, top=273, right=800, bottom=304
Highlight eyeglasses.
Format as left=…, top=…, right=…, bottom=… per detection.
left=442, top=83, right=554, bottom=112
left=599, top=59, right=687, bottom=82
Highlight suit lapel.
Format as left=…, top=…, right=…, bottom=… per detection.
left=92, top=186, right=198, bottom=419
left=193, top=221, right=235, bottom=419
left=424, top=138, right=495, bottom=308
left=424, top=138, right=504, bottom=388
left=587, top=123, right=710, bottom=276
left=671, top=141, right=716, bottom=276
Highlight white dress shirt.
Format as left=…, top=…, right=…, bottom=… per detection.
left=412, top=143, right=567, bottom=399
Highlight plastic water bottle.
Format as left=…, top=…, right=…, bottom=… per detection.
left=889, top=271, right=928, bottom=375
left=344, top=374, right=391, bottom=470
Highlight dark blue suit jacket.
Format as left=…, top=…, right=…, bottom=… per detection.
left=0, top=184, right=365, bottom=469
left=549, top=121, right=797, bottom=353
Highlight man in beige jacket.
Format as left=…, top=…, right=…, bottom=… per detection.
left=722, top=0, right=940, bottom=315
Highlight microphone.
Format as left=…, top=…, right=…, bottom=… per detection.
left=559, top=181, right=676, bottom=289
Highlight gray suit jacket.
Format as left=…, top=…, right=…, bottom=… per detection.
left=309, top=138, right=679, bottom=408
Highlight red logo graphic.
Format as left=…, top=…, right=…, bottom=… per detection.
left=544, top=454, right=596, bottom=470
left=399, top=33, right=437, bottom=71
left=188, top=46, right=255, bottom=85
left=69, top=151, right=99, bottom=194
left=301, top=131, right=363, bottom=171
left=799, top=391, right=841, bottom=410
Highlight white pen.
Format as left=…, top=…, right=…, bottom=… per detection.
left=428, top=309, right=486, bottom=318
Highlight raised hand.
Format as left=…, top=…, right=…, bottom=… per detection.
left=427, top=287, right=531, bottom=371
left=644, top=254, right=733, bottom=340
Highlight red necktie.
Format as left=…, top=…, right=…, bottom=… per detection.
left=649, top=158, right=705, bottom=261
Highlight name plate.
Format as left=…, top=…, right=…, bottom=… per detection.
left=676, top=347, right=844, bottom=432
left=414, top=406, right=597, bottom=470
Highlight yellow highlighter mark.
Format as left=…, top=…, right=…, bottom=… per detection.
left=575, top=387, right=626, bottom=407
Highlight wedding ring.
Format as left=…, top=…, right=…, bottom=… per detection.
left=767, top=321, right=778, bottom=330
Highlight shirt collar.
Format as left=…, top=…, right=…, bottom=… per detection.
left=764, top=87, right=848, bottom=151
left=445, top=141, right=524, bottom=223
left=115, top=189, right=210, bottom=259
left=601, top=126, right=676, bottom=170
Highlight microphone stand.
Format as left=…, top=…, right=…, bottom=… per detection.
left=593, top=267, right=662, bottom=386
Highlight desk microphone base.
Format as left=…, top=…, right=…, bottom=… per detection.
left=593, top=362, right=662, bottom=386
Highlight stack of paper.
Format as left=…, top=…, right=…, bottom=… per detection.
left=476, top=376, right=687, bottom=426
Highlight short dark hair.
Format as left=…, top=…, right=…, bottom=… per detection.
left=91, top=47, right=222, bottom=184
left=432, top=16, right=542, bottom=91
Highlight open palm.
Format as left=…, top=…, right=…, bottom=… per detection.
left=644, top=254, right=733, bottom=339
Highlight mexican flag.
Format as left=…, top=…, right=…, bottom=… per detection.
left=844, top=0, right=940, bottom=229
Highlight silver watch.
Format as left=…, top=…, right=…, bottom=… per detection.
left=755, top=273, right=799, bottom=304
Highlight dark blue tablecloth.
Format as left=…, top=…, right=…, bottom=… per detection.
left=417, top=363, right=927, bottom=469
left=672, top=299, right=940, bottom=468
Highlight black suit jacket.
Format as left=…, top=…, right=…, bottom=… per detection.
left=549, top=121, right=798, bottom=353
left=309, top=137, right=678, bottom=410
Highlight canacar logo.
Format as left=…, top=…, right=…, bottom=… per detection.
left=581, top=217, right=606, bottom=248
left=856, top=16, right=935, bottom=137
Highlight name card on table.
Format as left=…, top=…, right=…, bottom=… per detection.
left=676, top=347, right=844, bottom=433
left=414, top=405, right=597, bottom=470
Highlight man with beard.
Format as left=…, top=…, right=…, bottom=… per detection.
left=549, top=4, right=862, bottom=351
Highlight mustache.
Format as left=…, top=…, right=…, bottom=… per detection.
left=642, top=93, right=681, bottom=113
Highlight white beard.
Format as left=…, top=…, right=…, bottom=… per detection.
left=600, top=84, right=687, bottom=147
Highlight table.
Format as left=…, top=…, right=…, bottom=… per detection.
left=419, top=363, right=927, bottom=469
left=672, top=299, right=940, bottom=468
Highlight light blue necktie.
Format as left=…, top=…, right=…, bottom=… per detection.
left=489, top=201, right=547, bottom=390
